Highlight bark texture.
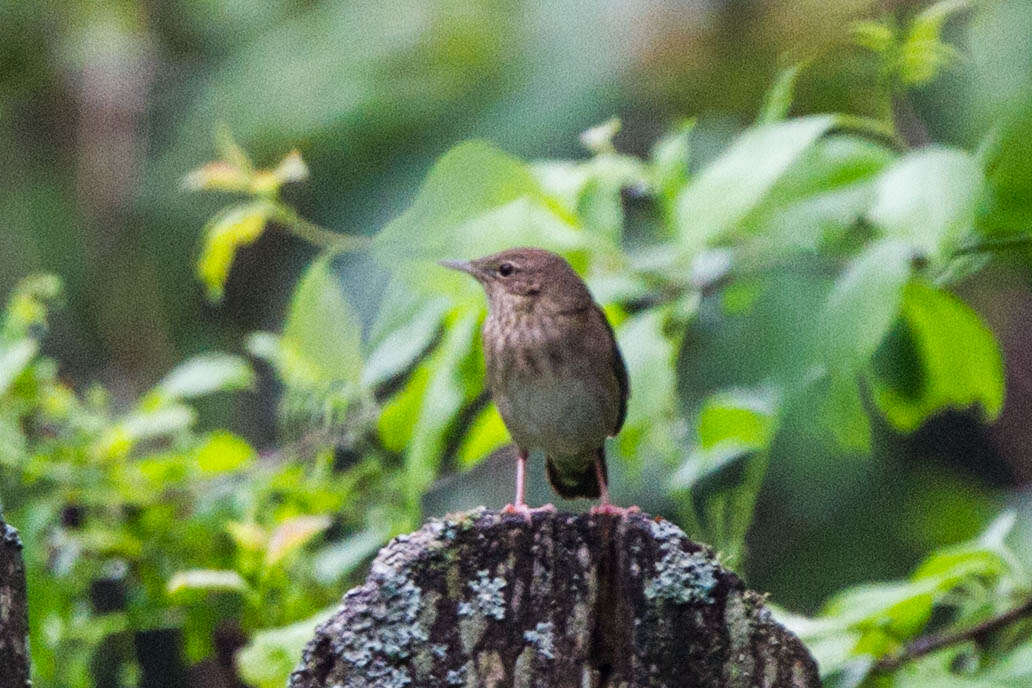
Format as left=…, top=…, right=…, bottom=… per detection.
left=0, top=514, right=30, bottom=688
left=289, top=509, right=819, bottom=688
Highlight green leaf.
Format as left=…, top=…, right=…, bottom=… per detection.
left=0, top=339, right=38, bottom=397
left=152, top=353, right=255, bottom=402
left=196, top=201, right=273, bottom=301
left=821, top=579, right=938, bottom=636
left=757, top=63, right=802, bottom=124
left=614, top=308, right=682, bottom=463
left=650, top=118, right=695, bottom=210
left=167, top=569, right=249, bottom=595
left=401, top=309, right=481, bottom=504
left=370, top=141, right=592, bottom=294
left=2, top=273, right=62, bottom=342
left=695, top=390, right=777, bottom=451
left=850, top=19, right=896, bottom=55
left=672, top=388, right=778, bottom=566
left=900, top=0, right=970, bottom=86
left=195, top=431, right=256, bottom=475
left=675, top=115, right=836, bottom=255
left=236, top=608, right=335, bottom=688
left=821, top=239, right=913, bottom=374
left=281, top=255, right=363, bottom=389
left=819, top=375, right=872, bottom=452
left=870, top=280, right=1004, bottom=432
left=362, top=283, right=449, bottom=388
left=312, top=527, right=389, bottom=584
left=264, top=515, right=332, bottom=567
left=95, top=404, right=197, bottom=459
left=744, top=135, right=895, bottom=253
left=456, top=405, right=509, bottom=469
left=868, top=148, right=983, bottom=263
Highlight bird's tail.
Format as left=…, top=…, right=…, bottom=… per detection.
left=546, top=447, right=606, bottom=499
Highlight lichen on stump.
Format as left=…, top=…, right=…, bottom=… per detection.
left=289, top=509, right=819, bottom=688
left=0, top=514, right=31, bottom=688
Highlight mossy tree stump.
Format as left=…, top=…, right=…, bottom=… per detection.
left=289, top=509, right=819, bottom=688
left=0, top=514, right=30, bottom=688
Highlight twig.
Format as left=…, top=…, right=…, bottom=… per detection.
left=875, top=597, right=1032, bottom=672
left=271, top=203, right=370, bottom=252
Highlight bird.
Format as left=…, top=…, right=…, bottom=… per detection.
left=440, top=247, right=632, bottom=516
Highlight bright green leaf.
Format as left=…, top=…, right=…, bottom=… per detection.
left=2, top=273, right=62, bottom=341
left=196, top=201, right=273, bottom=301
left=456, top=404, right=509, bottom=469
left=870, top=280, right=1004, bottom=431
left=850, top=19, right=896, bottom=54
left=401, top=309, right=480, bottom=504
left=673, top=388, right=778, bottom=566
left=745, top=135, right=895, bottom=253
left=650, top=118, right=695, bottom=211
left=195, top=431, right=256, bottom=474
left=900, top=0, right=970, bottom=86
left=167, top=569, right=249, bottom=595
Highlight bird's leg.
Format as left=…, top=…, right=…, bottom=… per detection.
left=589, top=454, right=640, bottom=517
left=502, top=449, right=534, bottom=522
left=502, top=450, right=556, bottom=521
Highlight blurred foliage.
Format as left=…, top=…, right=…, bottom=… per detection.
left=4, top=1, right=1032, bottom=687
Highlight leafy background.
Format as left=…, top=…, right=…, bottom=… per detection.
left=3, top=1, right=1032, bottom=687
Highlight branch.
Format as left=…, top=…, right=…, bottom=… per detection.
left=953, top=235, right=1032, bottom=257
left=875, top=596, right=1032, bottom=672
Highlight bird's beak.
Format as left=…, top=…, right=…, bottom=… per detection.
left=438, top=259, right=479, bottom=278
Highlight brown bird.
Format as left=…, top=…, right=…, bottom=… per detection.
left=440, top=247, right=632, bottom=516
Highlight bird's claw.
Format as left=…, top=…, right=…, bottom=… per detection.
left=590, top=503, right=641, bottom=518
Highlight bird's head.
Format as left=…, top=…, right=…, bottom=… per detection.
left=439, top=247, right=591, bottom=313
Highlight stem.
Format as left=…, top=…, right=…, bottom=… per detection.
left=953, top=235, right=1032, bottom=257
left=833, top=114, right=907, bottom=151
left=875, top=597, right=1032, bottom=672
left=271, top=202, right=370, bottom=252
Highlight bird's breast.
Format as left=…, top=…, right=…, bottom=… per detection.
left=483, top=311, right=615, bottom=455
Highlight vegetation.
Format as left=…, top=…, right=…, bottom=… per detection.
left=2, top=1, right=1032, bottom=687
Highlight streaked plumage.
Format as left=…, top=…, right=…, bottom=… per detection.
left=441, top=247, right=628, bottom=506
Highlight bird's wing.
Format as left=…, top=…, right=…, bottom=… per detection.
left=593, top=304, right=629, bottom=435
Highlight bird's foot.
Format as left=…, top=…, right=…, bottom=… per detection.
left=501, top=502, right=556, bottom=523
left=590, top=503, right=642, bottom=518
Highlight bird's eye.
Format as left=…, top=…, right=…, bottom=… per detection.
left=497, top=262, right=515, bottom=277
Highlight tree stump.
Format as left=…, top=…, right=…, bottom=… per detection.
left=0, top=514, right=30, bottom=688
left=289, top=509, right=819, bottom=688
